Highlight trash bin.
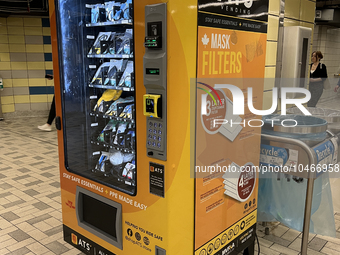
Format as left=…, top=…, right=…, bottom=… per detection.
left=263, top=114, right=328, bottom=147
left=258, top=114, right=336, bottom=238
left=286, top=107, right=340, bottom=133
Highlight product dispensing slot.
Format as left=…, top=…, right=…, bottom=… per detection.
left=76, top=186, right=123, bottom=249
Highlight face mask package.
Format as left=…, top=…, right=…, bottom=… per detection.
left=97, top=120, right=119, bottom=144
left=119, top=104, right=134, bottom=119
left=105, top=96, right=134, bottom=116
left=88, top=32, right=111, bottom=55
left=91, top=5, right=100, bottom=24
left=93, top=89, right=122, bottom=113
left=118, top=61, right=133, bottom=87
left=91, top=4, right=106, bottom=24
left=121, top=160, right=136, bottom=186
left=94, top=152, right=111, bottom=176
left=105, top=1, right=120, bottom=22
left=113, top=122, right=127, bottom=145
left=116, top=29, right=133, bottom=55
left=111, top=123, right=135, bottom=151
left=103, top=59, right=125, bottom=86
left=91, top=62, right=110, bottom=85
left=122, top=0, right=132, bottom=20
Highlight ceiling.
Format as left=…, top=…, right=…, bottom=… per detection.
left=0, top=0, right=49, bottom=17
left=0, top=0, right=338, bottom=18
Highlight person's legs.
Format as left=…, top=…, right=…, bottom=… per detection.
left=47, top=96, right=56, bottom=125
left=307, top=84, right=323, bottom=107
left=38, top=95, right=55, bottom=131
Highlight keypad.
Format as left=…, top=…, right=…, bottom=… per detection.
left=147, top=120, right=164, bottom=151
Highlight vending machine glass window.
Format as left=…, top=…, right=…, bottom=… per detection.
left=55, top=0, right=136, bottom=195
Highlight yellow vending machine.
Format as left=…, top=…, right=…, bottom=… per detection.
left=50, top=0, right=269, bottom=254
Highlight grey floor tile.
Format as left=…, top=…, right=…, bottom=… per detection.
left=8, top=229, right=31, bottom=242
left=32, top=201, right=51, bottom=211
left=44, top=225, right=63, bottom=237
left=309, top=237, right=328, bottom=251
left=45, top=241, right=69, bottom=255
left=23, top=189, right=40, bottom=197
left=27, top=214, right=52, bottom=225
left=263, top=234, right=291, bottom=247
left=17, top=168, right=30, bottom=173
left=10, top=247, right=31, bottom=255
left=49, top=182, right=60, bottom=188
left=1, top=211, right=20, bottom=222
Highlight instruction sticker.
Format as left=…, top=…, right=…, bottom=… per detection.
left=149, top=162, right=164, bottom=198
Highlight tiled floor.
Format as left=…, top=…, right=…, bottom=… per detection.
left=0, top=105, right=340, bottom=255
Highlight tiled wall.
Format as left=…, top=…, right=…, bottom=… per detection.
left=313, top=25, right=340, bottom=103
left=263, top=0, right=316, bottom=109
left=0, top=17, right=53, bottom=115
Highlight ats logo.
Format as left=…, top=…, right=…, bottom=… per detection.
left=71, top=233, right=77, bottom=245
left=66, top=200, right=75, bottom=209
left=71, top=233, right=91, bottom=252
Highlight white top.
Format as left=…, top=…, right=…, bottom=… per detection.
left=311, top=69, right=316, bottom=74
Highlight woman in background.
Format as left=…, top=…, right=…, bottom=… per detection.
left=308, top=51, right=328, bottom=107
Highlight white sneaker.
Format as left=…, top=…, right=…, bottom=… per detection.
left=38, top=124, right=52, bottom=131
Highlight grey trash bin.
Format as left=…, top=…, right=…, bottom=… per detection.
left=286, top=107, right=340, bottom=133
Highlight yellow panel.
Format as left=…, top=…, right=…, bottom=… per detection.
left=264, top=77, right=276, bottom=91
left=7, top=17, right=23, bottom=26
left=9, top=44, right=26, bottom=53
left=1, top=96, right=14, bottom=104
left=45, top=62, right=53, bottom=69
left=29, top=78, right=46, bottom=87
left=30, top=95, right=48, bottom=103
left=263, top=91, right=274, bottom=110
left=0, top=62, right=11, bottom=70
left=26, top=45, right=44, bottom=53
left=300, top=0, right=316, bottom=23
left=285, top=0, right=301, bottom=19
left=42, top=27, right=51, bottom=36
left=265, top=66, right=276, bottom=78
left=300, top=21, right=315, bottom=30
left=0, top=18, right=6, bottom=25
left=27, top=62, right=45, bottom=70
left=265, top=41, right=277, bottom=66
left=11, top=62, right=27, bottom=70
left=267, top=15, right=279, bottom=41
left=24, top=18, right=42, bottom=27
left=269, top=0, right=280, bottom=16
left=47, top=94, right=54, bottom=102
left=284, top=18, right=300, bottom=27
left=12, top=79, right=29, bottom=87
left=46, top=79, right=54, bottom=86
left=43, top=45, right=52, bottom=53
left=0, top=35, right=8, bottom=43
left=0, top=53, right=10, bottom=62
left=0, top=26, right=7, bottom=34
left=2, top=104, right=15, bottom=113
left=8, top=35, right=25, bottom=44
left=2, top=79, right=12, bottom=88
left=0, top=44, right=9, bottom=53
left=24, top=27, right=43, bottom=36
left=7, top=26, right=24, bottom=35
left=14, top=95, right=30, bottom=104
